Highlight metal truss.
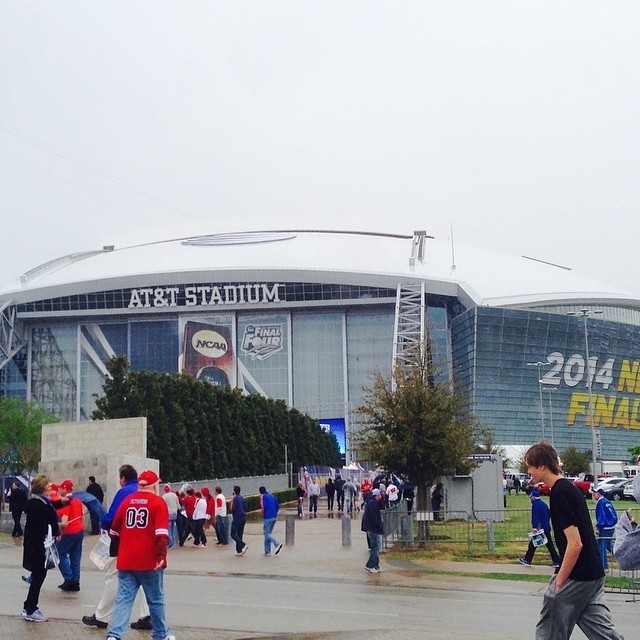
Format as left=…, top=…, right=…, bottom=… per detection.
left=392, top=281, right=425, bottom=375
left=0, top=301, right=25, bottom=371
left=30, top=328, right=76, bottom=421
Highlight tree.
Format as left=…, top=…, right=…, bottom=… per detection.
left=628, top=446, right=640, bottom=462
left=357, top=344, right=479, bottom=535
left=559, top=446, right=592, bottom=476
left=93, top=356, right=341, bottom=480
left=0, top=397, right=58, bottom=504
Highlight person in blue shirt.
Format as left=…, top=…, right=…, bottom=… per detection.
left=518, top=490, right=561, bottom=567
left=592, top=487, right=618, bottom=571
left=259, top=486, right=282, bottom=556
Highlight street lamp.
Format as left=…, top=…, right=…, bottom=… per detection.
left=567, top=308, right=603, bottom=477
left=541, top=385, right=557, bottom=447
left=526, top=361, right=550, bottom=439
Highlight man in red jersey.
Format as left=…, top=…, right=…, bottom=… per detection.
left=106, top=470, right=174, bottom=640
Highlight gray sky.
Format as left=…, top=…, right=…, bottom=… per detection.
left=2, top=2, right=639, bottom=291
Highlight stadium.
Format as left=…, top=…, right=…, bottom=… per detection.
left=2, top=222, right=640, bottom=463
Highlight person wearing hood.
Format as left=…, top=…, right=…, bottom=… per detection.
left=200, top=487, right=215, bottom=530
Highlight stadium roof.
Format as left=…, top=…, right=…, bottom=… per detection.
left=1, top=223, right=638, bottom=311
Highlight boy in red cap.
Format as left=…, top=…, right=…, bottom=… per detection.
left=107, top=469, right=174, bottom=640
left=55, top=479, right=84, bottom=591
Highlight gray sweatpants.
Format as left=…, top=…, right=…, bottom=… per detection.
left=536, top=575, right=624, bottom=640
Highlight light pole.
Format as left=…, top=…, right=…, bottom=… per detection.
left=568, top=308, right=603, bottom=477
left=542, top=385, right=557, bottom=447
left=527, top=361, right=549, bottom=439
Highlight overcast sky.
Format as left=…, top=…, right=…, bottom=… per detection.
left=2, top=2, right=639, bottom=292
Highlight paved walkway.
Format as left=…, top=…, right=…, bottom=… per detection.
left=0, top=508, right=598, bottom=639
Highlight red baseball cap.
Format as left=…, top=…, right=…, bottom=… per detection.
left=138, top=470, right=160, bottom=486
left=59, top=479, right=73, bottom=491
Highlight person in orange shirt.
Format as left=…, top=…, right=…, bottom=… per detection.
left=55, top=479, right=84, bottom=591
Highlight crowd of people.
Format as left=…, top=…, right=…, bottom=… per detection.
left=11, top=467, right=412, bottom=636
left=11, top=466, right=269, bottom=639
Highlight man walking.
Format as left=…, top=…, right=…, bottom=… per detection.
left=259, top=486, right=282, bottom=556
left=343, top=477, right=357, bottom=515
left=525, top=440, right=624, bottom=640
left=518, top=490, right=560, bottom=567
left=361, top=488, right=384, bottom=573
left=55, top=480, right=84, bottom=591
left=307, top=477, right=320, bottom=515
left=214, top=486, right=229, bottom=546
left=591, top=487, right=618, bottom=572
left=230, top=485, right=248, bottom=556
left=106, top=469, right=174, bottom=640
left=81, top=465, right=151, bottom=631
left=335, top=475, right=345, bottom=512
left=8, top=480, right=27, bottom=538
left=162, top=485, right=180, bottom=549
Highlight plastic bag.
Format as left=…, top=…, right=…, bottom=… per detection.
left=529, top=528, right=548, bottom=548
left=613, top=510, right=640, bottom=570
left=89, top=531, right=112, bottom=570
left=44, top=525, right=60, bottom=569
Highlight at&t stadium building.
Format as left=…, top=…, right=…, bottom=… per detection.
left=2, top=224, right=640, bottom=463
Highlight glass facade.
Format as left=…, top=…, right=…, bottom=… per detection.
left=11, top=276, right=640, bottom=463
left=452, top=307, right=640, bottom=459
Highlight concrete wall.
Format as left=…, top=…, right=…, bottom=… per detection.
left=39, top=418, right=158, bottom=508
left=166, top=474, right=289, bottom=499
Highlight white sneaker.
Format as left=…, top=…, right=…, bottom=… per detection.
left=275, top=543, right=283, bottom=555
left=24, top=608, right=47, bottom=622
left=163, top=636, right=176, bottom=640
left=364, top=566, right=379, bottom=573
left=240, top=544, right=248, bottom=556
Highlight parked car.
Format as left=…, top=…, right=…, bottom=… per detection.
left=593, top=477, right=628, bottom=501
left=623, top=479, right=636, bottom=501
left=525, top=481, right=551, bottom=496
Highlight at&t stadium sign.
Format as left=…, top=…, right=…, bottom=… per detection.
left=128, top=283, right=284, bottom=309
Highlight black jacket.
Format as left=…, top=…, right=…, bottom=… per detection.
left=22, top=496, right=60, bottom=572
left=361, top=495, right=384, bottom=535
left=8, top=486, right=27, bottom=513
left=86, top=481, right=104, bottom=503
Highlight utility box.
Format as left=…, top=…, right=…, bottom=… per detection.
left=442, top=454, right=504, bottom=522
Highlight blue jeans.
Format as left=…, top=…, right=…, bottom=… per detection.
left=56, top=531, right=83, bottom=582
left=230, top=518, right=246, bottom=554
left=167, top=515, right=177, bottom=549
left=108, top=569, right=170, bottom=640
left=366, top=532, right=382, bottom=569
left=215, top=515, right=229, bottom=545
left=263, top=518, right=280, bottom=554
left=597, top=528, right=615, bottom=570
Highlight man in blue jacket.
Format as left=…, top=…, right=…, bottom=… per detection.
left=361, top=488, right=384, bottom=573
left=81, top=465, right=151, bottom=630
left=259, top=486, right=282, bottom=556
left=518, top=491, right=561, bottom=567
left=592, top=487, right=618, bottom=571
